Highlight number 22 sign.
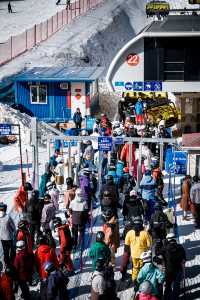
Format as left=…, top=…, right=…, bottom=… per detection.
left=126, top=53, right=139, bottom=66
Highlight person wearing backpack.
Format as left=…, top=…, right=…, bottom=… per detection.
left=73, top=108, right=82, bottom=129
left=53, top=217, right=74, bottom=273
left=89, top=231, right=111, bottom=271
left=163, top=233, right=186, bottom=300
left=91, top=258, right=118, bottom=300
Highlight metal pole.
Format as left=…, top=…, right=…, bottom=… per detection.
left=160, top=141, right=164, bottom=171
left=47, top=137, right=51, bottom=161
left=18, top=124, right=24, bottom=186
left=68, top=141, right=72, bottom=177
left=31, top=118, right=39, bottom=189
left=137, top=142, right=143, bottom=187
left=129, top=142, right=133, bottom=176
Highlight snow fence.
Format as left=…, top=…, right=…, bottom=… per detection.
left=0, top=0, right=103, bottom=66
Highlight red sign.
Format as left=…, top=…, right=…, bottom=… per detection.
left=126, top=53, right=139, bottom=66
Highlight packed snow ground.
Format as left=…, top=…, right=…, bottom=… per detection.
left=0, top=0, right=76, bottom=43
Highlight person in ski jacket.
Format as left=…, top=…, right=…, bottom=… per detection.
left=120, top=142, right=137, bottom=177
left=105, top=166, right=118, bottom=185
left=53, top=217, right=74, bottom=272
left=135, top=98, right=144, bottom=124
left=101, top=190, right=118, bottom=218
left=180, top=175, right=191, bottom=220
left=137, top=258, right=165, bottom=296
left=35, top=235, right=59, bottom=279
left=73, top=108, right=82, bottom=129
left=49, top=150, right=60, bottom=168
left=136, top=280, right=159, bottom=300
left=69, top=188, right=88, bottom=249
left=25, top=189, right=43, bottom=243
left=99, top=175, right=119, bottom=209
left=64, top=177, right=76, bottom=209
left=190, top=176, right=200, bottom=228
left=14, top=241, right=34, bottom=300
left=79, top=168, right=92, bottom=208
left=102, top=210, right=120, bottom=267
left=140, top=170, right=157, bottom=222
left=163, top=233, right=186, bottom=300
left=46, top=182, right=59, bottom=211
left=13, top=182, right=33, bottom=213
left=39, top=163, right=53, bottom=198
left=121, top=218, right=152, bottom=281
left=149, top=203, right=172, bottom=241
left=89, top=231, right=111, bottom=271
left=0, top=265, right=15, bottom=300
left=122, top=190, right=144, bottom=221
left=41, top=261, right=69, bottom=300
left=0, top=203, right=16, bottom=266
left=41, top=194, right=56, bottom=231
left=16, top=219, right=33, bottom=255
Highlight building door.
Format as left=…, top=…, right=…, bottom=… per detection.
left=71, top=82, right=86, bottom=118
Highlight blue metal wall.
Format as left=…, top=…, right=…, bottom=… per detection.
left=16, top=81, right=50, bottom=119
left=16, top=81, right=71, bottom=121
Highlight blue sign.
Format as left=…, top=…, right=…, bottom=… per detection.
left=0, top=124, right=11, bottom=136
left=152, top=81, right=162, bottom=91
left=98, top=137, right=112, bottom=151
left=114, top=138, right=124, bottom=145
left=175, top=151, right=187, bottom=175
left=114, top=81, right=124, bottom=87
left=144, top=81, right=153, bottom=91
left=133, top=81, right=144, bottom=91
left=125, top=82, right=133, bottom=90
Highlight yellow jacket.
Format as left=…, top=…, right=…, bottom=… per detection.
left=125, top=229, right=152, bottom=259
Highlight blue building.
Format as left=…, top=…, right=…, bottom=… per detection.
left=15, top=67, right=103, bottom=122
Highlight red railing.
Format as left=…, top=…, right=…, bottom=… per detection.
left=0, top=0, right=103, bottom=66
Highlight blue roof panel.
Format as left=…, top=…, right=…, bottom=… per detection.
left=16, top=67, right=104, bottom=82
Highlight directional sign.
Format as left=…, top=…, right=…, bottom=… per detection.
left=0, top=124, right=11, bottom=136
left=114, top=138, right=124, bottom=145
left=125, top=82, right=133, bottom=90
left=133, top=81, right=144, bottom=91
left=152, top=81, right=162, bottom=91
left=98, top=137, right=112, bottom=151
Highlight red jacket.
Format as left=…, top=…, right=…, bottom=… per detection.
left=17, top=229, right=33, bottom=255
left=35, top=244, right=59, bottom=279
left=58, top=224, right=73, bottom=253
left=136, top=293, right=158, bottom=300
left=0, top=273, right=15, bottom=300
left=14, top=249, right=34, bottom=282
left=120, top=143, right=137, bottom=177
left=13, top=185, right=27, bottom=213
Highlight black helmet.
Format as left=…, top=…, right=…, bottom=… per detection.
left=0, top=202, right=7, bottom=211
left=103, top=208, right=114, bottom=221
left=53, top=217, right=62, bottom=228
left=44, top=261, right=56, bottom=274
left=86, top=140, right=92, bottom=145
left=31, top=190, right=39, bottom=199
left=18, top=219, right=29, bottom=230
left=36, top=235, right=48, bottom=246
left=24, top=182, right=33, bottom=192
left=96, top=231, right=105, bottom=243
left=103, top=190, right=111, bottom=197
left=133, top=216, right=143, bottom=225
left=66, top=177, right=73, bottom=186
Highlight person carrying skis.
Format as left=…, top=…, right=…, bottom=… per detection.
left=0, top=202, right=16, bottom=266
left=89, top=231, right=111, bottom=271
left=53, top=217, right=74, bottom=273
left=14, top=182, right=33, bottom=213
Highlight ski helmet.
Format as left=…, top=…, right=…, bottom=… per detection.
left=16, top=240, right=26, bottom=250
left=18, top=219, right=29, bottom=230
left=44, top=261, right=56, bottom=274
left=96, top=231, right=105, bottom=243
left=0, top=202, right=7, bottom=211
left=24, top=182, right=33, bottom=192
left=53, top=217, right=62, bottom=228
left=139, top=280, right=152, bottom=294
left=66, top=177, right=73, bottom=186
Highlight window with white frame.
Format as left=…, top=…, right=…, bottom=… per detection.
left=30, top=85, right=47, bottom=104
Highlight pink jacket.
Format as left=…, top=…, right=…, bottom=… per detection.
left=137, top=293, right=158, bottom=300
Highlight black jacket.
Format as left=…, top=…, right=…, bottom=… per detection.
left=122, top=198, right=144, bottom=220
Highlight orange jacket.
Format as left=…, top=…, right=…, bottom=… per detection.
left=13, top=185, right=27, bottom=212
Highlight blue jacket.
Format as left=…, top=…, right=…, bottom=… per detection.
left=135, top=101, right=144, bottom=116
left=137, top=262, right=165, bottom=295
left=47, top=270, right=69, bottom=300
left=140, top=174, right=157, bottom=201
left=105, top=170, right=118, bottom=185
left=116, top=161, right=124, bottom=178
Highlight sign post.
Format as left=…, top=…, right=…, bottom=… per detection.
left=0, top=123, right=24, bottom=186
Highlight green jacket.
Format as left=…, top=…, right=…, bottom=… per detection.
left=89, top=242, right=111, bottom=271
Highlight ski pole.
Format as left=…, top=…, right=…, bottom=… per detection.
left=26, top=149, right=30, bottom=178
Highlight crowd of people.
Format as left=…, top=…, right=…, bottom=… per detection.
left=0, top=100, right=190, bottom=300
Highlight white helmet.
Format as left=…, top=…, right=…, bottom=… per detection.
left=140, top=250, right=152, bottom=263
left=166, top=232, right=176, bottom=240
left=16, top=240, right=26, bottom=250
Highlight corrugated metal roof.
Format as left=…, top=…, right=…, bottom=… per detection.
left=15, top=67, right=104, bottom=82
left=146, top=15, right=200, bottom=33
left=182, top=133, right=200, bottom=148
